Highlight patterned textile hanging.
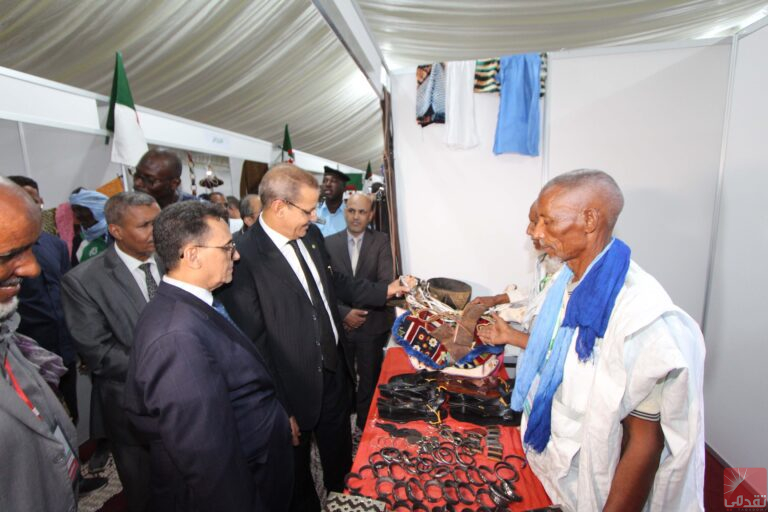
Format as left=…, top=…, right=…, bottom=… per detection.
left=416, top=63, right=446, bottom=126
left=474, top=58, right=500, bottom=93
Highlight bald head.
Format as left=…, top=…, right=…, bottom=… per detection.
left=0, top=177, right=41, bottom=221
left=542, top=169, right=624, bottom=231
left=0, top=178, right=42, bottom=317
left=345, top=193, right=375, bottom=236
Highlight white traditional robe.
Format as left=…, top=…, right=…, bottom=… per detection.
left=522, top=260, right=705, bottom=511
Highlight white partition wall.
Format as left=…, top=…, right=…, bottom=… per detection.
left=703, top=23, right=768, bottom=468
left=546, top=43, right=731, bottom=323
left=391, top=70, right=544, bottom=296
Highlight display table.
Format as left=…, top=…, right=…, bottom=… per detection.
left=349, top=347, right=552, bottom=510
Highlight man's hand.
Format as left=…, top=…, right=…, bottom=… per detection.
left=387, top=275, right=417, bottom=298
left=471, top=293, right=509, bottom=308
left=289, top=416, right=301, bottom=447
left=476, top=312, right=530, bottom=349
left=343, top=309, right=368, bottom=331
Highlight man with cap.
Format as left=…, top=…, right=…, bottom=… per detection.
left=133, top=149, right=197, bottom=209
left=316, top=166, right=349, bottom=237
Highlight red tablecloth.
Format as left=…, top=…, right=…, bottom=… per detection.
left=350, top=347, right=552, bottom=510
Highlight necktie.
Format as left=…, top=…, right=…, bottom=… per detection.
left=138, top=262, right=158, bottom=301
left=288, top=240, right=338, bottom=371
left=350, top=237, right=360, bottom=276
left=212, top=300, right=236, bottom=326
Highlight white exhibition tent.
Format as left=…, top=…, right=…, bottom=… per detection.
left=1, top=0, right=766, bottom=473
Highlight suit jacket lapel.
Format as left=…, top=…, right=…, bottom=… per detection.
left=253, top=223, right=309, bottom=301
left=159, top=284, right=265, bottom=364
left=337, top=235, right=354, bottom=276
left=303, top=231, right=334, bottom=305
left=0, top=351, right=57, bottom=441
left=104, top=246, right=146, bottom=313
left=355, top=232, right=375, bottom=277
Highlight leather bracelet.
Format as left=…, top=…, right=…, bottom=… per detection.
left=358, top=464, right=376, bottom=479
left=494, top=461, right=519, bottom=483
left=478, top=464, right=497, bottom=485
left=504, top=453, right=528, bottom=469
left=344, top=471, right=363, bottom=493
left=392, top=480, right=409, bottom=502
left=406, top=477, right=425, bottom=502
left=455, top=450, right=475, bottom=468
left=372, top=459, right=388, bottom=478
left=465, top=465, right=485, bottom=486
left=475, top=488, right=497, bottom=508
left=442, top=480, right=460, bottom=505
left=457, top=482, right=476, bottom=505
left=423, top=479, right=443, bottom=503
left=375, top=476, right=395, bottom=501
left=381, top=446, right=402, bottom=462
left=389, top=461, right=408, bottom=481
left=432, top=465, right=452, bottom=479
left=390, top=500, right=412, bottom=511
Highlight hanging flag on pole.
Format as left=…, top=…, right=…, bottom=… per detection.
left=106, top=51, right=148, bottom=167
left=365, top=161, right=372, bottom=180
left=282, top=124, right=294, bottom=163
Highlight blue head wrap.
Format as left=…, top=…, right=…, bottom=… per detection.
left=69, top=189, right=109, bottom=241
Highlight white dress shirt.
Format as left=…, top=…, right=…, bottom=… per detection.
left=114, top=243, right=161, bottom=302
left=259, top=216, right=339, bottom=342
left=162, top=275, right=213, bottom=306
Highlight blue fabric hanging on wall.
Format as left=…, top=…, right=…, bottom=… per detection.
left=493, top=53, right=541, bottom=156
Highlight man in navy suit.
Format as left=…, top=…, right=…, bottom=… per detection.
left=124, top=201, right=292, bottom=511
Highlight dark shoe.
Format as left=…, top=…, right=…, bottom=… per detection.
left=79, top=476, right=108, bottom=496
left=88, top=442, right=110, bottom=473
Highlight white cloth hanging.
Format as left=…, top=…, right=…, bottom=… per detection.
left=444, top=60, right=479, bottom=150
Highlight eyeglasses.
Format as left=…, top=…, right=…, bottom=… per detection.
left=181, top=241, right=237, bottom=259
left=283, top=199, right=316, bottom=218
left=133, top=171, right=172, bottom=187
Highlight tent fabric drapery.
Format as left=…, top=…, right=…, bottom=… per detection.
left=0, top=1, right=382, bottom=170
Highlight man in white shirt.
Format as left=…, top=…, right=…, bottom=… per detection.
left=219, top=163, right=411, bottom=510
left=511, top=170, right=705, bottom=511
left=62, top=191, right=161, bottom=512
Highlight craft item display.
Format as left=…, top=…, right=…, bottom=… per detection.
left=377, top=372, right=520, bottom=428
left=345, top=422, right=528, bottom=510
left=392, top=278, right=504, bottom=375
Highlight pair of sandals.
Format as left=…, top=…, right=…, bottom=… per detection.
left=377, top=372, right=521, bottom=426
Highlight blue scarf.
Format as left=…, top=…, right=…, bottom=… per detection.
left=511, top=238, right=631, bottom=453
left=70, top=190, right=109, bottom=241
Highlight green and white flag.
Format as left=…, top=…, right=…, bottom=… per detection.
left=106, top=52, right=148, bottom=167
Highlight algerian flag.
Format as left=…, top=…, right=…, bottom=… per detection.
left=106, top=52, right=148, bottom=167
left=282, top=124, right=294, bottom=163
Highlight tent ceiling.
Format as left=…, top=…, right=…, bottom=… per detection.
left=357, top=0, right=768, bottom=69
left=2, top=1, right=767, bottom=171
left=0, top=1, right=382, bottom=170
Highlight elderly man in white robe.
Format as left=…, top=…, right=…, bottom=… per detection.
left=510, top=170, right=705, bottom=511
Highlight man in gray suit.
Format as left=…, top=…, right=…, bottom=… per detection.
left=325, top=193, right=394, bottom=430
left=62, top=191, right=161, bottom=512
left=0, top=177, right=79, bottom=511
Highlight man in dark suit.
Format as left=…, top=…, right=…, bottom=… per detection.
left=124, top=201, right=291, bottom=511
left=219, top=163, right=411, bottom=511
left=61, top=191, right=161, bottom=512
left=325, top=193, right=394, bottom=431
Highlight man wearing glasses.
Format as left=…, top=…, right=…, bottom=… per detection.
left=133, top=149, right=196, bottom=209
left=219, top=163, right=412, bottom=511
left=62, top=192, right=161, bottom=512
left=124, top=201, right=291, bottom=511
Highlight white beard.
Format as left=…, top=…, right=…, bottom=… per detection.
left=0, top=296, right=19, bottom=322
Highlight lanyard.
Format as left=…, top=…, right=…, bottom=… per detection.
left=3, top=355, right=43, bottom=421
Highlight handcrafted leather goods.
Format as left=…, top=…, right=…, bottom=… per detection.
left=392, top=309, right=503, bottom=371
left=448, top=392, right=522, bottom=427
left=377, top=378, right=447, bottom=424
left=324, top=491, right=387, bottom=511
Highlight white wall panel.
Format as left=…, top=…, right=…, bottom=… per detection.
left=704, top=26, right=768, bottom=467
left=547, top=45, right=730, bottom=323
left=392, top=70, right=544, bottom=296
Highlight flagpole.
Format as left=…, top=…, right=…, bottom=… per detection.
left=121, top=164, right=130, bottom=192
